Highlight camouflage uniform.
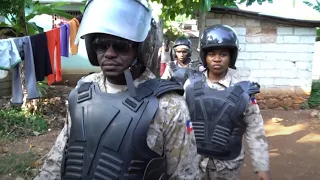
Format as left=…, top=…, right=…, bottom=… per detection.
left=34, top=68, right=200, bottom=180
left=184, top=68, right=270, bottom=180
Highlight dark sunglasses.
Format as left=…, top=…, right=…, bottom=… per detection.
left=92, top=40, right=135, bottom=54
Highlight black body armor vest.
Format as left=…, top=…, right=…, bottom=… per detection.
left=185, top=73, right=260, bottom=160
left=168, top=61, right=194, bottom=86
left=61, top=79, right=183, bottom=180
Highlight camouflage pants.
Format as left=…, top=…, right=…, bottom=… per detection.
left=200, top=160, right=241, bottom=180
left=200, top=168, right=241, bottom=180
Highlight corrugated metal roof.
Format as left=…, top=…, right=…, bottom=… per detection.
left=210, top=6, right=320, bottom=27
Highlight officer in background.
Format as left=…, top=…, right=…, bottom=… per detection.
left=34, top=0, right=199, bottom=179
left=184, top=24, right=272, bottom=180
left=161, top=36, right=203, bottom=86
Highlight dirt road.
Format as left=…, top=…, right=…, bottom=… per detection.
left=240, top=109, right=320, bottom=180
left=1, top=109, right=319, bottom=180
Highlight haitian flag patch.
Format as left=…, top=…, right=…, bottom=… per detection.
left=251, top=97, right=257, bottom=105
left=186, top=120, right=194, bottom=134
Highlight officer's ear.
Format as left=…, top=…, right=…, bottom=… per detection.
left=187, top=48, right=192, bottom=58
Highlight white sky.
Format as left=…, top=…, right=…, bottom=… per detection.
left=237, top=0, right=320, bottom=20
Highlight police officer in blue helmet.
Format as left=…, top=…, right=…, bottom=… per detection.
left=184, top=24, right=271, bottom=180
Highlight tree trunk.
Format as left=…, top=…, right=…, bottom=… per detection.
left=197, top=12, right=206, bottom=52
left=17, top=5, right=33, bottom=110
left=148, top=18, right=164, bottom=77
left=153, top=19, right=164, bottom=77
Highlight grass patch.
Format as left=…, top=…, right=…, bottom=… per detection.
left=0, top=108, right=48, bottom=141
left=300, top=102, right=310, bottom=109
left=0, top=151, right=39, bottom=176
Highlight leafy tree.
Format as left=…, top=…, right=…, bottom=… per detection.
left=149, top=0, right=272, bottom=39
left=303, top=0, right=320, bottom=41
left=152, top=0, right=273, bottom=21
left=0, top=0, right=73, bottom=37
left=303, top=0, right=320, bottom=12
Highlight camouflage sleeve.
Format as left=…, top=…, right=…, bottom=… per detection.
left=243, top=97, right=270, bottom=173
left=160, top=65, right=171, bottom=80
left=33, top=109, right=71, bottom=180
left=147, top=92, right=200, bottom=180
left=182, top=79, right=191, bottom=99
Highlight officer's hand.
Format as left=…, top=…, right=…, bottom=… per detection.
left=257, top=171, right=272, bottom=180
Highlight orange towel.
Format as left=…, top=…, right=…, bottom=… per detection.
left=46, top=28, right=61, bottom=85
left=69, top=18, right=80, bottom=55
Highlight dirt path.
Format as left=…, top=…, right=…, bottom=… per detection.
left=1, top=109, right=320, bottom=180
left=240, top=109, right=320, bottom=180
left=0, top=130, right=61, bottom=157
left=0, top=130, right=61, bottom=180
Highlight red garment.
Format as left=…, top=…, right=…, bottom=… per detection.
left=160, top=63, right=166, bottom=77
left=46, top=28, right=61, bottom=85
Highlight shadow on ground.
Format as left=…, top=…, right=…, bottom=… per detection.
left=240, top=109, right=320, bottom=180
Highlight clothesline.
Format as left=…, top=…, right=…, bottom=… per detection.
left=0, top=15, right=82, bottom=105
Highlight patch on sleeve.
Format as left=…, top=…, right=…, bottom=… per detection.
left=186, top=120, right=194, bottom=134
left=251, top=97, right=257, bottom=105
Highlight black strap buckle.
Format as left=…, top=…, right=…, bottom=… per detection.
left=194, top=81, right=204, bottom=96
left=77, top=82, right=92, bottom=103
left=123, top=97, right=144, bottom=112
left=227, top=85, right=243, bottom=104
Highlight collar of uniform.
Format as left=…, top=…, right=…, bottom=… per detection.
left=174, top=60, right=191, bottom=68
left=204, top=68, right=234, bottom=88
left=96, top=68, right=155, bottom=93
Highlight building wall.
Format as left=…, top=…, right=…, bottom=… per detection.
left=203, top=12, right=317, bottom=109
left=0, top=74, right=11, bottom=97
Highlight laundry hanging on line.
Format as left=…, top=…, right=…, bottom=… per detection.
left=0, top=15, right=82, bottom=103
left=12, top=36, right=40, bottom=104
left=0, top=38, right=22, bottom=71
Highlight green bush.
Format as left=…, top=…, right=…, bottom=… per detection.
left=0, top=108, right=47, bottom=140
left=309, top=80, right=320, bottom=108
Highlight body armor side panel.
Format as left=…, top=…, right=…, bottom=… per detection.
left=185, top=73, right=260, bottom=160
left=168, top=61, right=190, bottom=86
left=61, top=79, right=183, bottom=180
left=189, top=61, right=203, bottom=71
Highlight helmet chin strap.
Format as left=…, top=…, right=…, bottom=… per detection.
left=123, top=58, right=138, bottom=97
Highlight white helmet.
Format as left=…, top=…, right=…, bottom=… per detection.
left=76, top=0, right=153, bottom=43
left=76, top=0, right=158, bottom=72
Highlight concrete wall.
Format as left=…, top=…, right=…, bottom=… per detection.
left=0, top=73, right=11, bottom=97
left=202, top=12, right=317, bottom=109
